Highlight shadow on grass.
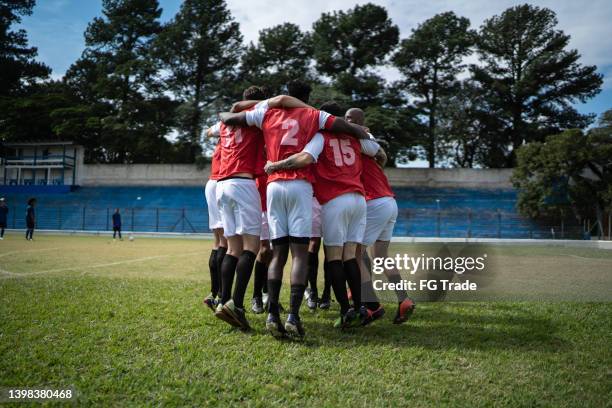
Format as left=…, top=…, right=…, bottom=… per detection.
left=291, top=302, right=568, bottom=352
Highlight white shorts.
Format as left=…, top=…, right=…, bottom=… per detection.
left=321, top=193, right=367, bottom=246
left=205, top=180, right=223, bottom=230
left=311, top=197, right=322, bottom=238
left=216, top=178, right=262, bottom=237
left=266, top=180, right=313, bottom=240
left=362, top=196, right=398, bottom=246
left=260, top=212, right=270, bottom=241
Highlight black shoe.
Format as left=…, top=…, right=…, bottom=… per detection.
left=285, top=314, right=305, bottom=340
left=222, top=299, right=251, bottom=331
left=266, top=313, right=287, bottom=338
left=251, top=297, right=264, bottom=314
left=319, top=298, right=331, bottom=310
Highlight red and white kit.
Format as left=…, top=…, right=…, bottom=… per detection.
left=246, top=101, right=334, bottom=240
left=204, top=142, right=223, bottom=230
left=361, top=137, right=398, bottom=245
left=209, top=121, right=264, bottom=237
left=304, top=131, right=380, bottom=246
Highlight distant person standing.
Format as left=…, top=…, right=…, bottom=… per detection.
left=25, top=198, right=36, bottom=241
left=112, top=208, right=122, bottom=240
left=0, top=198, right=8, bottom=240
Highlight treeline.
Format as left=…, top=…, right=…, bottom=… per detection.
left=0, top=0, right=603, bottom=167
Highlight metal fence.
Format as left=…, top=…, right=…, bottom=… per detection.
left=1, top=205, right=586, bottom=239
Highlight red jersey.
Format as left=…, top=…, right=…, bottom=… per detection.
left=312, top=132, right=365, bottom=205
left=256, top=174, right=268, bottom=211
left=215, top=120, right=264, bottom=179
left=361, top=156, right=394, bottom=201
left=247, top=105, right=335, bottom=184
left=210, top=142, right=222, bottom=180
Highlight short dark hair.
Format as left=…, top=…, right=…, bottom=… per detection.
left=319, top=101, right=345, bottom=117
left=243, top=86, right=266, bottom=101
left=28, top=198, right=36, bottom=205
left=287, top=80, right=312, bottom=103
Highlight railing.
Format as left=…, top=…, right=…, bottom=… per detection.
left=2, top=154, right=76, bottom=167
left=0, top=205, right=586, bottom=239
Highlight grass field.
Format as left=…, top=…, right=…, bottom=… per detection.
left=1, top=234, right=611, bottom=406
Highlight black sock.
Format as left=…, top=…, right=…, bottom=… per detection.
left=307, top=252, right=319, bottom=299
left=216, top=246, right=227, bottom=298
left=328, top=260, right=350, bottom=314
left=220, top=254, right=238, bottom=305
left=208, top=249, right=219, bottom=297
left=387, top=273, right=408, bottom=302
left=290, top=284, right=306, bottom=317
left=267, top=279, right=282, bottom=316
left=344, top=258, right=361, bottom=309
left=1, top=228, right=4, bottom=238
left=321, top=261, right=331, bottom=301
left=252, top=260, right=267, bottom=298
left=233, top=250, right=256, bottom=309
left=362, top=280, right=381, bottom=310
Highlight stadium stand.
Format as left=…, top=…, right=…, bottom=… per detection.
left=0, top=186, right=581, bottom=238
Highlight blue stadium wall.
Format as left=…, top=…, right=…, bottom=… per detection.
left=0, top=185, right=577, bottom=239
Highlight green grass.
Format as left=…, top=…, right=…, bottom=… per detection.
left=1, top=234, right=611, bottom=407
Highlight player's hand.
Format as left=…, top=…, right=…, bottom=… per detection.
left=264, top=160, right=275, bottom=174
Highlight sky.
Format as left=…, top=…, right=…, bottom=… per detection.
left=18, top=0, right=612, bottom=119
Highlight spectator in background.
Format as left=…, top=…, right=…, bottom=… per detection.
left=0, top=198, right=8, bottom=240
left=25, top=198, right=36, bottom=241
left=112, top=208, right=122, bottom=240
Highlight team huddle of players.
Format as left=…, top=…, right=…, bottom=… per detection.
left=203, top=80, right=415, bottom=340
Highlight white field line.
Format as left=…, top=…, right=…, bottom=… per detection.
left=0, top=247, right=61, bottom=259
left=0, top=251, right=205, bottom=278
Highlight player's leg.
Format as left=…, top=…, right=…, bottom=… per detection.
left=252, top=237, right=271, bottom=313
left=307, top=237, right=321, bottom=310
left=117, top=228, right=122, bottom=240
left=204, top=179, right=224, bottom=309
left=319, top=259, right=332, bottom=309
left=283, top=180, right=314, bottom=339
left=265, top=181, right=290, bottom=337
left=342, top=194, right=367, bottom=318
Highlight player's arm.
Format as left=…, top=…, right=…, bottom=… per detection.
left=266, top=95, right=314, bottom=109
left=206, top=122, right=221, bottom=138
left=219, top=111, right=248, bottom=127
left=231, top=100, right=260, bottom=113
left=375, top=147, right=388, bottom=167
left=327, top=117, right=369, bottom=140
left=264, top=133, right=324, bottom=174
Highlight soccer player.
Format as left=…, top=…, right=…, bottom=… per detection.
left=207, top=86, right=268, bottom=330
left=203, top=141, right=227, bottom=311
left=345, top=107, right=416, bottom=325
left=25, top=198, right=36, bottom=241
left=0, top=198, right=8, bottom=240
left=264, top=101, right=381, bottom=328
left=220, top=82, right=369, bottom=339
left=112, top=208, right=123, bottom=240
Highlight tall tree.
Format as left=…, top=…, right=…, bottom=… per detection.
left=472, top=4, right=602, bottom=167
left=155, top=0, right=243, bottom=158
left=0, top=0, right=50, bottom=97
left=241, top=23, right=312, bottom=95
left=312, top=3, right=398, bottom=105
left=65, top=0, right=176, bottom=163
left=393, top=12, right=475, bottom=168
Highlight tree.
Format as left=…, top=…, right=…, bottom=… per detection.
left=65, top=0, right=177, bottom=163
left=393, top=12, right=475, bottom=168
left=472, top=4, right=602, bottom=167
left=241, top=23, right=312, bottom=95
left=312, top=3, right=398, bottom=104
left=0, top=0, right=50, bottom=97
left=155, top=0, right=243, bottom=158
left=512, top=114, right=612, bottom=236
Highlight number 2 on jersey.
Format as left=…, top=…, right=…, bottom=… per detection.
left=280, top=119, right=299, bottom=146
left=329, top=138, right=355, bottom=166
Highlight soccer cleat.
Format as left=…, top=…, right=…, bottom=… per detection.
left=222, top=299, right=251, bottom=331
left=333, top=308, right=359, bottom=329
left=251, top=297, right=264, bottom=314
left=203, top=293, right=216, bottom=311
left=214, top=303, right=241, bottom=328
left=361, top=305, right=386, bottom=326
left=307, top=295, right=318, bottom=311
left=319, top=298, right=331, bottom=310
left=285, top=314, right=305, bottom=340
left=265, top=313, right=287, bottom=339
left=393, top=298, right=416, bottom=324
